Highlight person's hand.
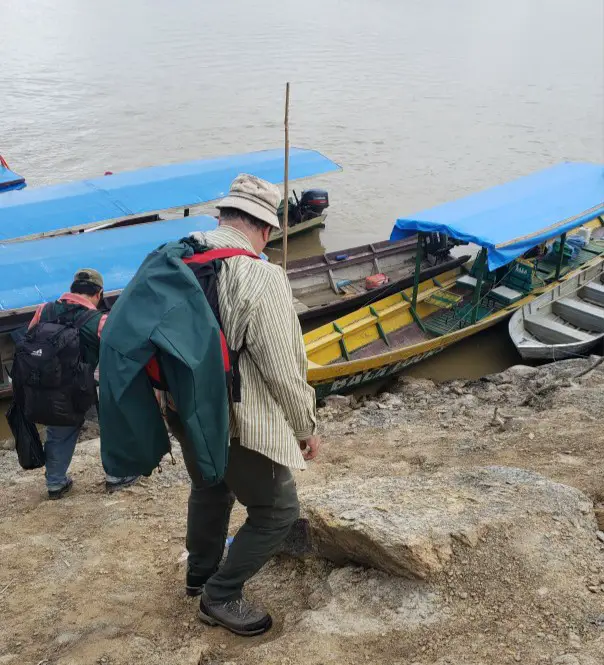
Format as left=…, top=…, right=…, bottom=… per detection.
left=299, top=435, right=321, bottom=461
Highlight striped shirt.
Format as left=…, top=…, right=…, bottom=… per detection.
left=189, top=225, right=316, bottom=470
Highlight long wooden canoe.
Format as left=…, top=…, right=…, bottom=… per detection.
left=285, top=238, right=470, bottom=323
left=0, top=235, right=462, bottom=336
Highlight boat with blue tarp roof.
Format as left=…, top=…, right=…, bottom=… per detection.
left=0, top=148, right=340, bottom=243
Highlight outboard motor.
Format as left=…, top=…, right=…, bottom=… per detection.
left=299, top=189, right=329, bottom=218
left=278, top=189, right=330, bottom=227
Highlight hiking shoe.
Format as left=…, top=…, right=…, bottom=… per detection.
left=186, top=572, right=208, bottom=597
left=48, top=478, right=73, bottom=501
left=199, top=591, right=272, bottom=636
left=105, top=475, right=140, bottom=493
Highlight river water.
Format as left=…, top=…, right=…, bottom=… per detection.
left=2, top=0, right=603, bottom=250
left=1, top=0, right=603, bottom=434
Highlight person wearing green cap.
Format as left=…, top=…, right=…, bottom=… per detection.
left=27, top=269, right=139, bottom=499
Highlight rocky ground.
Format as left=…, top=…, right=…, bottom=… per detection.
left=1, top=358, right=604, bottom=665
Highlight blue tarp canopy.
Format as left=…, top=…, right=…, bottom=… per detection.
left=391, top=162, right=604, bottom=270
left=0, top=164, right=26, bottom=193
left=0, top=148, right=340, bottom=242
left=0, top=215, right=218, bottom=314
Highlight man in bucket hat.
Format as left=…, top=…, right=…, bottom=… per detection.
left=26, top=269, right=139, bottom=498
left=163, top=174, right=320, bottom=636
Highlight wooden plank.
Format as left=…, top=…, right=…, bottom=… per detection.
left=525, top=316, right=595, bottom=344
left=553, top=297, right=604, bottom=332
left=581, top=281, right=604, bottom=306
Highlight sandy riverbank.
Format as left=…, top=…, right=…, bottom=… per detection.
left=1, top=358, right=603, bottom=665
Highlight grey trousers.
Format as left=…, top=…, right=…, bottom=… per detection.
left=167, top=410, right=300, bottom=601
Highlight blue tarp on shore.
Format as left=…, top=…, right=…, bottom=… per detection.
left=391, top=162, right=604, bottom=270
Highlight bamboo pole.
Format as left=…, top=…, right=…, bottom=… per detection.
left=282, top=82, right=290, bottom=272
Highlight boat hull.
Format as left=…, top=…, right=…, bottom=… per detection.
left=509, top=258, right=604, bottom=361
left=268, top=215, right=326, bottom=244
left=309, top=303, right=511, bottom=399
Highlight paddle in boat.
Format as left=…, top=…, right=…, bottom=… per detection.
left=305, top=162, right=604, bottom=398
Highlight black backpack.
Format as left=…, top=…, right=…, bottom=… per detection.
left=11, top=306, right=99, bottom=426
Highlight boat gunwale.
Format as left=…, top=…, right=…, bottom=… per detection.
left=284, top=237, right=419, bottom=278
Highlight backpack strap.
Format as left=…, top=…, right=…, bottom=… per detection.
left=73, top=308, right=101, bottom=330
left=41, top=302, right=100, bottom=330
left=182, top=248, right=259, bottom=265
left=182, top=247, right=259, bottom=402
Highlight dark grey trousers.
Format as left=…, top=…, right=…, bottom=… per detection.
left=167, top=410, right=299, bottom=601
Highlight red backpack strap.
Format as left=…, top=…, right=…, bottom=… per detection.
left=183, top=248, right=259, bottom=265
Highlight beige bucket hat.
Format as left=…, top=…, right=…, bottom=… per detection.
left=216, top=174, right=282, bottom=229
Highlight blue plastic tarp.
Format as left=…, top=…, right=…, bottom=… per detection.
left=0, top=164, right=26, bottom=192
left=0, top=148, right=340, bottom=242
left=391, top=162, right=604, bottom=270
left=0, top=215, right=218, bottom=313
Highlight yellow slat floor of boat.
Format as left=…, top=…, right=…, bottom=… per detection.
left=305, top=268, right=461, bottom=365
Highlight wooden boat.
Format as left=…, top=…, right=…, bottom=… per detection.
left=305, top=163, right=604, bottom=398
left=0, top=148, right=340, bottom=243
left=509, top=257, right=604, bottom=360
left=286, top=237, right=469, bottom=322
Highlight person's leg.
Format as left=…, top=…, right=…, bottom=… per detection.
left=99, top=404, right=140, bottom=492
left=204, top=440, right=300, bottom=602
left=45, top=424, right=80, bottom=496
left=165, top=409, right=234, bottom=593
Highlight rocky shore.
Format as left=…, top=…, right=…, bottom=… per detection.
left=1, top=358, right=603, bottom=665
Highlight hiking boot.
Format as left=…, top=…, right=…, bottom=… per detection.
left=48, top=478, right=73, bottom=501
left=105, top=475, right=140, bottom=493
left=199, top=591, right=272, bottom=636
left=186, top=572, right=208, bottom=597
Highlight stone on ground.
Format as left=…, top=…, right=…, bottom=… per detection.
left=300, top=466, right=596, bottom=578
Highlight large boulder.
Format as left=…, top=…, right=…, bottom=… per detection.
left=300, top=466, right=596, bottom=578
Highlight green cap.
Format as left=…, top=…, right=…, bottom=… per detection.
left=73, top=268, right=104, bottom=289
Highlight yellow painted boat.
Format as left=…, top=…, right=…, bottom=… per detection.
left=305, top=163, right=604, bottom=398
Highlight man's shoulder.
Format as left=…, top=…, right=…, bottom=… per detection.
left=234, top=256, right=287, bottom=287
